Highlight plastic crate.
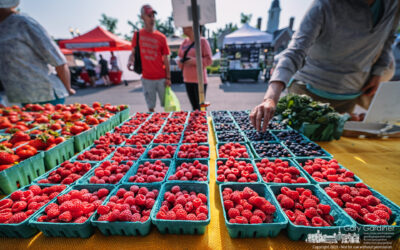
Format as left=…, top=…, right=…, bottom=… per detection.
left=216, top=142, right=253, bottom=159
left=254, top=158, right=311, bottom=185
left=319, top=183, right=400, bottom=238
left=91, top=183, right=161, bottom=236
left=215, top=158, right=260, bottom=185
left=74, top=128, right=97, bottom=152
left=167, top=159, right=210, bottom=183
left=151, top=182, right=210, bottom=234
left=0, top=152, right=45, bottom=194
left=176, top=143, right=211, bottom=161
left=294, top=157, right=362, bottom=184
left=29, top=184, right=116, bottom=238
left=219, top=183, right=288, bottom=238
left=43, top=138, right=75, bottom=171
left=122, top=159, right=173, bottom=185
left=119, top=107, right=131, bottom=123
left=0, top=184, right=68, bottom=238
left=269, top=184, right=356, bottom=241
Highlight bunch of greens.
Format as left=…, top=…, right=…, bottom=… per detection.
left=275, top=94, right=349, bottom=141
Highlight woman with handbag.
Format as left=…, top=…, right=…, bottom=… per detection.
left=178, top=26, right=213, bottom=110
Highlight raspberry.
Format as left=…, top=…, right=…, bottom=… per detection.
left=241, top=209, right=253, bottom=221
left=0, top=199, right=13, bottom=210
left=285, top=210, right=295, bottom=222
left=171, top=185, right=180, bottom=194
left=242, top=187, right=254, bottom=199
left=353, top=196, right=368, bottom=208
left=346, top=203, right=361, bottom=213
left=197, top=213, right=207, bottom=220
left=261, top=203, right=276, bottom=214
left=8, top=212, right=27, bottom=223
left=74, top=216, right=88, bottom=223
left=235, top=216, right=248, bottom=224
left=11, top=201, right=27, bottom=213
left=47, top=208, right=60, bottom=219
left=29, top=185, right=42, bottom=196
left=355, top=183, right=368, bottom=189
left=280, top=197, right=294, bottom=209
left=294, top=215, right=309, bottom=226
left=135, top=194, right=146, bottom=206
left=304, top=207, right=318, bottom=219
left=318, top=204, right=331, bottom=215
left=10, top=191, right=24, bottom=201
left=223, top=200, right=234, bottom=211
left=176, top=209, right=187, bottom=220
left=249, top=215, right=262, bottom=224
left=119, top=210, right=133, bottom=221
left=186, top=213, right=197, bottom=221
left=97, top=188, right=109, bottom=198
left=59, top=211, right=72, bottom=222
left=332, top=198, right=343, bottom=207
left=303, top=198, right=317, bottom=209
left=228, top=208, right=240, bottom=219
left=165, top=211, right=176, bottom=220
left=198, top=193, right=207, bottom=203
left=0, top=212, right=12, bottom=223
left=311, top=216, right=323, bottom=227
left=376, top=204, right=392, bottom=216
left=363, top=213, right=381, bottom=225
left=184, top=202, right=194, bottom=213
left=358, top=188, right=372, bottom=197
left=286, top=190, right=299, bottom=201
left=196, top=205, right=208, bottom=215
left=366, top=195, right=381, bottom=206
left=325, top=190, right=338, bottom=198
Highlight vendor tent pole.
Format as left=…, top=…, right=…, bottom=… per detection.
left=191, top=0, right=206, bottom=111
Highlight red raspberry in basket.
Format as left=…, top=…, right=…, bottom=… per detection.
left=128, top=160, right=169, bottom=183
left=147, top=145, right=176, bottom=159
left=311, top=217, right=324, bottom=227
left=111, top=146, right=146, bottom=162
left=218, top=143, right=249, bottom=158
left=11, top=201, right=27, bottom=212
left=182, top=131, right=208, bottom=143
left=153, top=133, right=182, bottom=144
left=137, top=123, right=162, bottom=134
left=280, top=196, right=295, bottom=209
left=177, top=144, right=209, bottom=159
left=256, top=159, right=308, bottom=184
left=294, top=215, right=310, bottom=226
left=163, top=124, right=184, bottom=133
left=0, top=212, right=12, bottom=223
left=216, top=157, right=258, bottom=183
left=168, top=160, right=208, bottom=181
left=38, top=161, right=92, bottom=184
left=126, top=133, right=154, bottom=146
left=76, top=144, right=114, bottom=161
left=94, top=132, right=127, bottom=145
left=353, top=196, right=368, bottom=207
left=8, top=212, right=27, bottom=224
left=346, top=202, right=362, bottom=213
left=90, top=161, right=133, bottom=184
left=363, top=213, right=382, bottom=225
left=300, top=158, right=356, bottom=182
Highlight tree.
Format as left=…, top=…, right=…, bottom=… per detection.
left=125, top=14, right=175, bottom=41
left=240, top=13, right=253, bottom=24
left=210, top=22, right=238, bottom=53
left=99, top=14, right=119, bottom=35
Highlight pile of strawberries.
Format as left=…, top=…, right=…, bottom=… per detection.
left=0, top=185, right=66, bottom=224
left=222, top=187, right=276, bottom=224
left=97, top=186, right=158, bottom=222
left=163, top=124, right=184, bottom=133
left=110, top=146, right=146, bottom=162
left=36, top=188, right=109, bottom=223
left=256, top=159, right=308, bottom=184
left=299, top=158, right=356, bottom=182
left=218, top=143, right=250, bottom=158
left=146, top=145, right=177, bottom=159
left=127, top=160, right=169, bottom=183
left=177, top=144, right=209, bottom=159
left=168, top=160, right=208, bottom=181
left=323, top=183, right=392, bottom=225
left=182, top=131, right=208, bottom=143
left=89, top=161, right=133, bottom=184
left=38, top=161, right=92, bottom=184
left=76, top=144, right=114, bottom=161
left=216, top=157, right=258, bottom=183
left=276, top=186, right=334, bottom=227
left=156, top=185, right=208, bottom=221
left=94, top=132, right=126, bottom=145
left=153, top=133, right=182, bottom=144
left=125, top=133, right=154, bottom=145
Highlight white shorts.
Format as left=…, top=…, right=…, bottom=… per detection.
left=141, top=78, right=166, bottom=109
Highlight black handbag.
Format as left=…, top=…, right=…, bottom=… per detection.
left=134, top=31, right=142, bottom=74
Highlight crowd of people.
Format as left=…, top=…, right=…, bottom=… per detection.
left=0, top=0, right=398, bottom=123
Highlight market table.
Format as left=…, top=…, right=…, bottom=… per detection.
left=1, top=119, right=399, bottom=250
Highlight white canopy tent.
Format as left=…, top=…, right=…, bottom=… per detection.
left=223, top=23, right=273, bottom=46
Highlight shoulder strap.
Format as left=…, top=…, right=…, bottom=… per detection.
left=183, top=42, right=195, bottom=60
left=136, top=31, right=140, bottom=49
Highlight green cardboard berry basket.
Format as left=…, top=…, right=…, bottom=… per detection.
left=253, top=158, right=311, bottom=185
left=122, top=159, right=174, bottom=186
left=0, top=152, right=45, bottom=194
left=215, top=158, right=261, bottom=185
left=166, top=159, right=210, bottom=183
left=29, top=184, right=116, bottom=238
left=294, top=157, right=362, bottom=185
left=0, top=184, right=68, bottom=238
left=73, top=128, right=97, bottom=152
left=119, top=107, right=131, bottom=123
left=268, top=184, right=356, bottom=241
left=216, top=142, right=253, bottom=160
left=150, top=182, right=210, bottom=234
left=319, top=183, right=400, bottom=238
left=91, top=183, right=161, bottom=236
left=43, top=138, right=75, bottom=171
left=176, top=143, right=211, bottom=161
left=142, top=143, right=179, bottom=160
left=95, top=116, right=116, bottom=139
left=219, top=183, right=288, bottom=238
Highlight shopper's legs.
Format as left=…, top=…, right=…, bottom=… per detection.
left=156, top=79, right=166, bottom=108
left=142, top=78, right=157, bottom=112
left=185, top=83, right=199, bottom=110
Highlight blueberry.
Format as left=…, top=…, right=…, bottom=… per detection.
left=244, top=130, right=276, bottom=142
left=217, top=131, right=245, bottom=142
left=215, top=123, right=238, bottom=132
left=252, top=142, right=292, bottom=158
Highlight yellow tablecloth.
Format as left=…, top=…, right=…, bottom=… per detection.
left=1, top=119, right=400, bottom=250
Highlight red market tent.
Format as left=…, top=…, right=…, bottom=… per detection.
left=60, top=48, right=73, bottom=55
left=58, top=26, right=132, bottom=52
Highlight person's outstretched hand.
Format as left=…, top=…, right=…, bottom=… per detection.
left=362, top=75, right=381, bottom=96
left=249, top=81, right=285, bottom=132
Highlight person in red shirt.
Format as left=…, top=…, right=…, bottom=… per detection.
left=127, top=4, right=171, bottom=112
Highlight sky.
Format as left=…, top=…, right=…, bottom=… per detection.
left=19, top=0, right=312, bottom=39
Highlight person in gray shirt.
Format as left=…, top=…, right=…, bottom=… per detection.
left=0, top=0, right=75, bottom=105
left=251, top=0, right=399, bottom=131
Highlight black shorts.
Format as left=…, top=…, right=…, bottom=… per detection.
left=100, top=70, right=109, bottom=77
left=87, top=69, right=96, bottom=77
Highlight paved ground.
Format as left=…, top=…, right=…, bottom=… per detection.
left=66, top=76, right=269, bottom=114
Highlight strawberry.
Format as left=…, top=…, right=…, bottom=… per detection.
left=0, top=164, right=13, bottom=171
left=70, top=125, right=84, bottom=135
left=9, top=131, right=30, bottom=145
left=70, top=113, right=83, bottom=122
left=86, top=115, right=99, bottom=125
left=16, top=145, right=37, bottom=160
left=54, top=137, right=65, bottom=144
left=35, top=115, right=49, bottom=124
left=28, top=134, right=50, bottom=150
left=0, top=118, right=12, bottom=129
left=0, top=151, right=16, bottom=164
left=49, top=123, right=62, bottom=131
left=92, top=102, right=102, bottom=109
